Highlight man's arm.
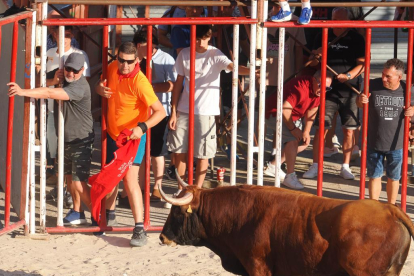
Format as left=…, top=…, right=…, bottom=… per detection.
left=356, top=93, right=370, bottom=108
left=8, top=82, right=69, bottom=100
left=282, top=101, right=302, bottom=142
left=130, top=100, right=166, bottom=140
left=226, top=63, right=255, bottom=76
left=95, top=79, right=113, bottom=98
left=169, top=74, right=184, bottom=130
left=337, top=57, right=365, bottom=83
left=158, top=28, right=173, bottom=49
left=152, top=81, right=174, bottom=93
left=303, top=106, right=318, bottom=145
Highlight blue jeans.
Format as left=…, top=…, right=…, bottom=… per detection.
left=366, top=148, right=403, bottom=181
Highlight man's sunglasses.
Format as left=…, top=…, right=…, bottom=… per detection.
left=118, top=56, right=136, bottom=65
left=64, top=66, right=81, bottom=74
left=318, top=82, right=332, bottom=92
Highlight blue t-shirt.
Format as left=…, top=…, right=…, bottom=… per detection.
left=170, top=25, right=190, bottom=60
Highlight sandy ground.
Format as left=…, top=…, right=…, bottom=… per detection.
left=1, top=103, right=414, bottom=275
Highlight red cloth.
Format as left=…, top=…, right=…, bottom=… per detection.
left=117, top=62, right=140, bottom=82
left=89, top=129, right=140, bottom=224
left=265, top=75, right=320, bottom=120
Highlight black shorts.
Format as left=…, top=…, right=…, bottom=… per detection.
left=61, top=135, right=94, bottom=182
left=314, top=96, right=360, bottom=130
left=221, top=82, right=244, bottom=110
left=150, top=116, right=170, bottom=157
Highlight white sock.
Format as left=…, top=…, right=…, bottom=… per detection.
left=280, top=1, right=290, bottom=11
left=302, top=1, right=311, bottom=9
left=342, top=163, right=350, bottom=170
left=271, top=148, right=277, bottom=155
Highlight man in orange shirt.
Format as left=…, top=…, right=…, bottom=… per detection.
left=96, top=42, right=165, bottom=247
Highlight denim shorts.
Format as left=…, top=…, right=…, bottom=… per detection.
left=366, top=148, right=403, bottom=181
left=106, top=133, right=147, bottom=166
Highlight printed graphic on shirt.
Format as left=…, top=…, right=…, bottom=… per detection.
left=374, top=95, right=404, bottom=120
left=267, top=31, right=290, bottom=58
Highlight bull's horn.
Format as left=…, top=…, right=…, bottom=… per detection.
left=158, top=183, right=193, bottom=206
left=175, top=168, right=189, bottom=188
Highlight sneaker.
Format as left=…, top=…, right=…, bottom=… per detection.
left=282, top=173, right=304, bottom=190
left=332, top=135, right=341, bottom=149
left=221, top=144, right=240, bottom=161
left=130, top=227, right=148, bottom=247
left=350, top=145, right=360, bottom=161
left=263, top=162, right=286, bottom=180
left=63, top=209, right=87, bottom=225
left=340, top=167, right=355, bottom=180
left=165, top=165, right=176, bottom=180
left=324, top=147, right=339, bottom=158
left=270, top=8, right=292, bottom=22
left=297, top=7, right=312, bottom=25
left=150, top=189, right=162, bottom=202
left=303, top=163, right=318, bottom=179
left=91, top=217, right=105, bottom=236
left=106, top=211, right=117, bottom=227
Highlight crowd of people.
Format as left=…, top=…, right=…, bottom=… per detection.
left=6, top=1, right=414, bottom=248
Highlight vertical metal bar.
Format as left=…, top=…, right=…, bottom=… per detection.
left=100, top=25, right=109, bottom=227
left=188, top=24, right=196, bottom=185
left=401, top=28, right=413, bottom=212
left=257, top=0, right=268, bottom=186
left=360, top=28, right=371, bottom=199
left=230, top=24, right=239, bottom=186
left=57, top=25, right=65, bottom=227
left=144, top=25, right=152, bottom=228
left=39, top=1, right=48, bottom=230
left=5, top=21, right=19, bottom=228
left=247, top=0, right=257, bottom=184
left=317, top=28, right=329, bottom=197
left=274, top=27, right=285, bottom=188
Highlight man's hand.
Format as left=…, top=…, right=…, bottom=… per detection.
left=169, top=112, right=177, bottom=130
left=302, top=131, right=311, bottom=145
left=96, top=79, right=113, bottom=99
left=336, top=73, right=349, bottom=83
left=358, top=93, right=370, bottom=106
left=7, top=82, right=24, bottom=97
left=405, top=106, right=414, bottom=117
left=130, top=126, right=143, bottom=140
left=290, top=127, right=303, bottom=142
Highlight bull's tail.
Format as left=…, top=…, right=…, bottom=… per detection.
left=393, top=205, right=414, bottom=240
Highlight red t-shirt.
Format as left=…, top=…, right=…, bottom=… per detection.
left=265, top=75, right=320, bottom=121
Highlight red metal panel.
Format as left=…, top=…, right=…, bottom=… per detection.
left=0, top=11, right=33, bottom=27
left=46, top=225, right=163, bottom=233
left=265, top=21, right=414, bottom=29
left=316, top=28, right=328, bottom=197
left=0, top=220, right=26, bottom=236
left=360, top=28, right=372, bottom=199
left=401, top=28, right=413, bottom=212
left=188, top=25, right=196, bottom=186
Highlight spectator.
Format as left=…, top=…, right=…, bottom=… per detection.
left=270, top=0, right=312, bottom=25
left=9, top=53, right=94, bottom=226
left=264, top=71, right=332, bottom=189
left=133, top=29, right=176, bottom=203
left=47, top=10, right=80, bottom=51
left=357, top=59, right=414, bottom=204
left=96, top=42, right=165, bottom=247
left=303, top=7, right=365, bottom=180
left=157, top=6, right=186, bottom=54
left=167, top=25, right=250, bottom=190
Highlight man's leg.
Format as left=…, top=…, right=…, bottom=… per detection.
left=283, top=140, right=299, bottom=174
left=152, top=156, right=165, bottom=193
left=385, top=149, right=403, bottom=204
left=342, top=127, right=354, bottom=165
left=195, top=158, right=209, bottom=188
left=369, top=177, right=382, bottom=200
left=175, top=153, right=187, bottom=190
left=123, top=166, right=143, bottom=224
left=386, top=178, right=400, bottom=204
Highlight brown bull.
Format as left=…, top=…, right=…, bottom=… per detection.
left=159, top=183, right=414, bottom=276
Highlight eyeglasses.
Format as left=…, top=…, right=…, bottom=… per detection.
left=118, top=56, right=136, bottom=65
left=317, top=82, right=332, bottom=92
left=64, top=66, right=81, bottom=74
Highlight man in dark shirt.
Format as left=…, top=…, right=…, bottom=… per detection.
left=303, top=7, right=365, bottom=180
left=357, top=59, right=414, bottom=204
left=8, top=53, right=94, bottom=225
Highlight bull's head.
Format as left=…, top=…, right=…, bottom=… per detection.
left=159, top=171, right=204, bottom=247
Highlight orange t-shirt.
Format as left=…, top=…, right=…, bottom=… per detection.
left=106, top=62, right=158, bottom=140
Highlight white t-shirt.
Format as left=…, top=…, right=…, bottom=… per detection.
left=175, top=45, right=232, bottom=115
left=46, top=47, right=91, bottom=77
left=151, top=49, right=176, bottom=116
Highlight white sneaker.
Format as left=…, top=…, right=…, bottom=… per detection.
left=303, top=163, right=318, bottom=179
left=332, top=135, right=341, bottom=149
left=324, top=147, right=339, bottom=158
left=340, top=167, right=355, bottom=180
left=282, top=173, right=304, bottom=190
left=264, top=162, right=286, bottom=180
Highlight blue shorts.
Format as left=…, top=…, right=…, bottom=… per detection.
left=366, top=148, right=403, bottom=181
left=106, top=133, right=146, bottom=166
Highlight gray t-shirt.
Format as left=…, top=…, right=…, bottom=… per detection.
left=368, top=78, right=413, bottom=151
left=54, top=76, right=93, bottom=143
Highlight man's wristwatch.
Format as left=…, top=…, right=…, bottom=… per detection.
left=346, top=73, right=352, bottom=80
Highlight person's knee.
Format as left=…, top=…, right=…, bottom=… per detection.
left=342, top=128, right=354, bottom=138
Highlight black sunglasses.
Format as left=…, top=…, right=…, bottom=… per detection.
left=317, top=82, right=332, bottom=91
left=64, top=66, right=81, bottom=74
left=118, top=56, right=136, bottom=65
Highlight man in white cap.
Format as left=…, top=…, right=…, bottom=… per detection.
left=8, top=52, right=94, bottom=226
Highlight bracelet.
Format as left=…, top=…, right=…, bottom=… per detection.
left=288, top=125, right=296, bottom=132
left=137, top=122, right=148, bottom=133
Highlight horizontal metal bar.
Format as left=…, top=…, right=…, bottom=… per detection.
left=0, top=220, right=26, bottom=236
left=46, top=225, right=163, bottom=233
left=43, top=17, right=258, bottom=26
left=264, top=20, right=414, bottom=29
left=0, top=11, right=33, bottom=27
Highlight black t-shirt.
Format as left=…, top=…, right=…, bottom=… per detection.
left=367, top=79, right=414, bottom=151
left=313, top=29, right=365, bottom=98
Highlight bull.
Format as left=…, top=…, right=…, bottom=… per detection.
left=158, top=178, right=414, bottom=276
